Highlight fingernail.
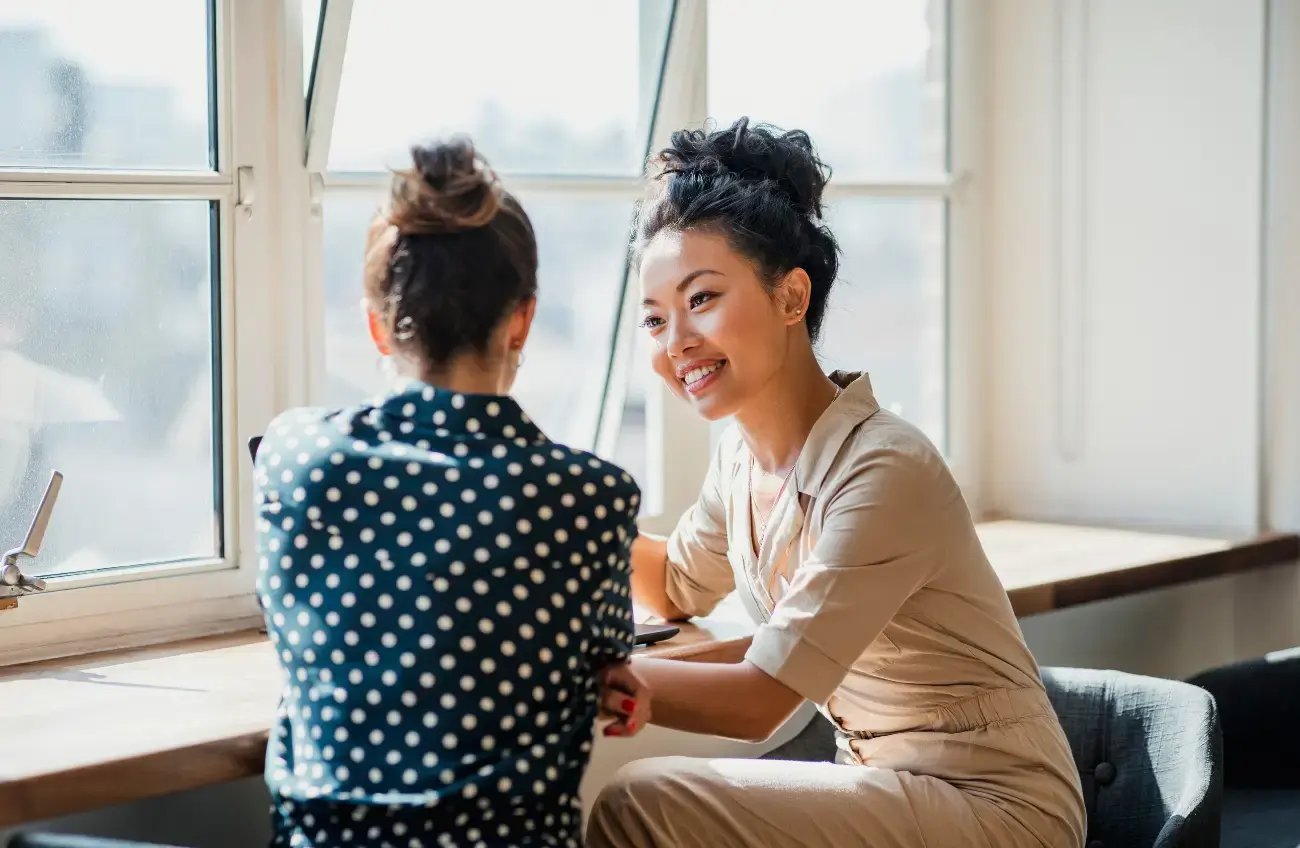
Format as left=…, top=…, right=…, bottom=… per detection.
left=604, top=725, right=622, bottom=737
left=622, top=699, right=637, bottom=713
left=626, top=721, right=637, bottom=733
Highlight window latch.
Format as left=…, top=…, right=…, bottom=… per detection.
left=1, top=471, right=63, bottom=611
left=236, top=165, right=256, bottom=219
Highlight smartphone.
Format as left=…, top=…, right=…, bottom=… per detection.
left=634, top=622, right=679, bottom=647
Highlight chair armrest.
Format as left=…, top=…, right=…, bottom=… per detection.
left=1188, top=649, right=1300, bottom=789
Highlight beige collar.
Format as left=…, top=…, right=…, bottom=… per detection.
left=791, top=371, right=881, bottom=497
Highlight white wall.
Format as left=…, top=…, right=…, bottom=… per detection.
left=984, top=0, right=1300, bottom=676
left=985, top=0, right=1265, bottom=534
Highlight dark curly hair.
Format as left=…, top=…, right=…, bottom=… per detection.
left=631, top=117, right=841, bottom=343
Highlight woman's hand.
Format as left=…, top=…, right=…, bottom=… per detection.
left=598, top=661, right=652, bottom=737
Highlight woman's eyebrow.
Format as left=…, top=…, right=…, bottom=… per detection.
left=641, top=269, right=723, bottom=307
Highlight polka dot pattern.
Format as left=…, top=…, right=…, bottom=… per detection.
left=256, top=381, right=639, bottom=847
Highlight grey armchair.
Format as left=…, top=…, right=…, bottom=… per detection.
left=1188, top=649, right=1300, bottom=848
left=1045, top=667, right=1224, bottom=848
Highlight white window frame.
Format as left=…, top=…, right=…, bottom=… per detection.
left=0, top=0, right=304, bottom=665
left=0, top=0, right=982, bottom=664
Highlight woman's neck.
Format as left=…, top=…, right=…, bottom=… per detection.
left=397, top=354, right=509, bottom=396
left=733, top=343, right=839, bottom=475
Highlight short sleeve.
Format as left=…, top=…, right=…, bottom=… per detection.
left=745, top=446, right=946, bottom=705
left=663, top=433, right=738, bottom=618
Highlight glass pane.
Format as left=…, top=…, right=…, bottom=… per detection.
left=329, top=0, right=674, bottom=174
left=708, top=0, right=946, bottom=178
left=610, top=329, right=657, bottom=514
left=0, top=1, right=213, bottom=170
left=817, top=197, right=946, bottom=447
left=0, top=199, right=220, bottom=577
left=302, top=0, right=323, bottom=98
left=321, top=191, right=631, bottom=448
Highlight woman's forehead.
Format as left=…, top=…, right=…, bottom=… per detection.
left=639, top=230, right=745, bottom=295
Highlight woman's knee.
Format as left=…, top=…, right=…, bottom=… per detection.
left=587, top=757, right=697, bottom=847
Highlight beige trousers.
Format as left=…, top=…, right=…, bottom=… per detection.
left=587, top=688, right=1085, bottom=848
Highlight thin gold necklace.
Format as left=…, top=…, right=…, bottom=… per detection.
left=752, top=385, right=843, bottom=550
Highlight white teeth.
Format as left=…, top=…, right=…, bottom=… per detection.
left=683, top=362, right=724, bottom=386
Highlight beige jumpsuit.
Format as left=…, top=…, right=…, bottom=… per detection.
left=588, top=373, right=1086, bottom=847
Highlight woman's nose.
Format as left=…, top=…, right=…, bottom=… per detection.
left=664, top=318, right=697, bottom=360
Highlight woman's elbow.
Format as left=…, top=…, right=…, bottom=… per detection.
left=732, top=699, right=802, bottom=743
left=732, top=710, right=791, bottom=744
left=731, top=666, right=805, bottom=743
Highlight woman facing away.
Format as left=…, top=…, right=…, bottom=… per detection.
left=255, top=138, right=650, bottom=848
left=586, top=119, right=1087, bottom=848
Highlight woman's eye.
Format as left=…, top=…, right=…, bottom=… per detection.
left=688, top=291, right=717, bottom=309
left=638, top=315, right=664, bottom=330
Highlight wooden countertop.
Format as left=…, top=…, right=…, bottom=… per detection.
left=1, top=521, right=1295, bottom=827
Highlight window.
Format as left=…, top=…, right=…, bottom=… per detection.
left=610, top=0, right=953, bottom=501
left=0, top=0, right=282, bottom=664
left=309, top=0, right=675, bottom=456
left=0, top=3, right=223, bottom=580
left=707, top=0, right=948, bottom=445
left=0, top=0, right=967, bottom=661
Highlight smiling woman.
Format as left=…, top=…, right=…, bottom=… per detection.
left=590, top=120, right=1087, bottom=848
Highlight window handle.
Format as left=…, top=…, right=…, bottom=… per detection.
left=1, top=470, right=63, bottom=609
left=236, top=165, right=256, bottom=219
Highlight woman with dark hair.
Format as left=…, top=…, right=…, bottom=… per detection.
left=255, top=138, right=649, bottom=848
left=587, top=119, right=1085, bottom=848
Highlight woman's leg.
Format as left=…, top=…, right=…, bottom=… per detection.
left=587, top=755, right=1020, bottom=848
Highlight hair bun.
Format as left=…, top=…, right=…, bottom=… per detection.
left=657, top=117, right=830, bottom=218
left=387, top=138, right=502, bottom=235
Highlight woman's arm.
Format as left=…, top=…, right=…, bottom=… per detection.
left=631, top=656, right=805, bottom=743
left=630, top=533, right=689, bottom=621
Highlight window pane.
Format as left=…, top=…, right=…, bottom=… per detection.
left=818, top=197, right=946, bottom=447
left=0, top=199, right=220, bottom=577
left=303, top=0, right=323, bottom=98
left=0, top=1, right=213, bottom=170
left=321, top=192, right=631, bottom=448
left=329, top=0, right=674, bottom=174
left=708, top=0, right=946, bottom=178
left=610, top=330, right=657, bottom=514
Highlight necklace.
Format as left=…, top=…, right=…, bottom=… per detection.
left=753, top=460, right=797, bottom=550
left=751, top=385, right=844, bottom=551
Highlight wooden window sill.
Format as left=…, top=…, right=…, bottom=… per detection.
left=2, top=520, right=1294, bottom=827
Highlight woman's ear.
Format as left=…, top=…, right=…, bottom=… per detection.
left=366, top=307, right=393, bottom=356
left=778, top=267, right=813, bottom=325
left=506, top=296, right=538, bottom=352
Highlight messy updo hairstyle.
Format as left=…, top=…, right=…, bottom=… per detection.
left=366, top=137, right=538, bottom=368
left=631, top=117, right=840, bottom=343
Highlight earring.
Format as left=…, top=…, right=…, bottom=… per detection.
left=512, top=348, right=525, bottom=369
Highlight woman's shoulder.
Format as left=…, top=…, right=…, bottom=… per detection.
left=258, top=404, right=366, bottom=462
left=828, top=409, right=959, bottom=504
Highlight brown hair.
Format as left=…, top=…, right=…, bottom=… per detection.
left=365, top=138, right=538, bottom=367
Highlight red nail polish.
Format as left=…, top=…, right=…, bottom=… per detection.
left=626, top=721, right=637, bottom=733
left=604, top=725, right=622, bottom=737
left=622, top=698, right=636, bottom=713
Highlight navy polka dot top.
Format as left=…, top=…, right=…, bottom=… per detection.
left=254, top=380, right=639, bottom=847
